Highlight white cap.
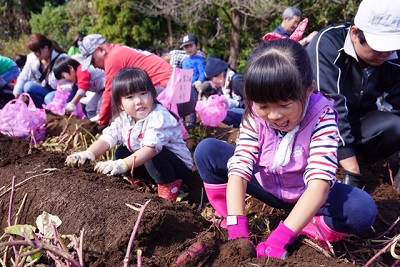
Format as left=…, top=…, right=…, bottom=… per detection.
left=354, top=0, right=400, bottom=52
left=78, top=34, right=105, bottom=70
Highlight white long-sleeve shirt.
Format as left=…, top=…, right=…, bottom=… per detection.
left=100, top=104, right=193, bottom=170
left=13, top=51, right=68, bottom=95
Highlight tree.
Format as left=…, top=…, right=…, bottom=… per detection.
left=134, top=0, right=191, bottom=47
left=0, top=0, right=67, bottom=41
left=188, top=0, right=283, bottom=70
left=1, top=0, right=363, bottom=70
left=30, top=3, right=71, bottom=49
left=63, top=0, right=98, bottom=42
left=29, top=0, right=97, bottom=50
left=296, top=0, right=361, bottom=30
left=130, top=0, right=282, bottom=69
left=93, top=0, right=168, bottom=50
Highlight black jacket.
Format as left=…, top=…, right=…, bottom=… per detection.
left=307, top=22, right=400, bottom=159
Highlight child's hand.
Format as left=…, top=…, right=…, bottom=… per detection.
left=193, top=81, right=202, bottom=92
left=65, top=151, right=95, bottom=167
left=256, top=221, right=298, bottom=259
left=94, top=159, right=128, bottom=175
left=227, top=215, right=251, bottom=241
left=65, top=102, right=76, bottom=113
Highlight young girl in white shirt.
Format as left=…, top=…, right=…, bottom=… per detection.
left=66, top=67, right=193, bottom=201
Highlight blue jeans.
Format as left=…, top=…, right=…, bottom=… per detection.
left=188, top=111, right=197, bottom=125
left=194, top=138, right=377, bottom=233
left=223, top=107, right=244, bottom=128
left=23, top=81, right=53, bottom=108
left=115, top=145, right=192, bottom=184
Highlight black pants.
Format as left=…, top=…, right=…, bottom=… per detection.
left=115, top=145, right=191, bottom=184
left=0, top=85, right=14, bottom=109
left=347, top=110, right=400, bottom=162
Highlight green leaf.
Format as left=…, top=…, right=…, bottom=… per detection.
left=4, top=224, right=36, bottom=239
left=23, top=247, right=42, bottom=263
left=176, top=190, right=189, bottom=202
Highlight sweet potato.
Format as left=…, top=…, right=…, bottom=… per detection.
left=175, top=242, right=209, bottom=265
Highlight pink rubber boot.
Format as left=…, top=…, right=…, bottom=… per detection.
left=299, top=215, right=348, bottom=249
left=158, top=179, right=182, bottom=201
left=203, top=183, right=228, bottom=228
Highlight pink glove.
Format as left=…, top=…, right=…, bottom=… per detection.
left=256, top=221, right=298, bottom=259
left=227, top=215, right=250, bottom=241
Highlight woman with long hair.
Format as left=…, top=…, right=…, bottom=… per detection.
left=13, top=33, right=69, bottom=108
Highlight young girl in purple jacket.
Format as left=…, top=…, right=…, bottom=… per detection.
left=194, top=39, right=377, bottom=259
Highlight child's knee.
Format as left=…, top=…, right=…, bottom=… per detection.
left=348, top=188, right=377, bottom=231
left=194, top=138, right=215, bottom=159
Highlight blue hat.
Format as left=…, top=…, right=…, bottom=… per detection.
left=205, top=56, right=230, bottom=78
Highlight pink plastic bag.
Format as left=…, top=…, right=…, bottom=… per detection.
left=43, top=87, right=70, bottom=116
left=157, top=68, right=193, bottom=107
left=0, top=93, right=46, bottom=144
left=195, top=95, right=228, bottom=127
left=157, top=68, right=193, bottom=139
left=43, top=85, right=87, bottom=119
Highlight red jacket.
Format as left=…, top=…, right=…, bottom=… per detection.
left=99, top=44, right=173, bottom=125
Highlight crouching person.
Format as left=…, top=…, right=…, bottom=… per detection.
left=53, top=56, right=105, bottom=119
left=65, top=67, right=193, bottom=201
left=194, top=39, right=377, bottom=259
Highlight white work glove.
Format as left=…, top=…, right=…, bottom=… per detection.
left=65, top=151, right=95, bottom=167
left=89, top=115, right=99, bottom=122
left=59, top=84, right=73, bottom=91
left=65, top=102, right=76, bottom=113
left=94, top=159, right=128, bottom=175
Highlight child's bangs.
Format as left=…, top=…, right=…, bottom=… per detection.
left=121, top=83, right=147, bottom=96
left=245, top=58, right=302, bottom=103
left=113, top=73, right=148, bottom=98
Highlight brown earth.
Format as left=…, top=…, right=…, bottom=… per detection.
left=0, top=113, right=399, bottom=267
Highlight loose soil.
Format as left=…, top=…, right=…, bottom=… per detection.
left=0, top=114, right=399, bottom=267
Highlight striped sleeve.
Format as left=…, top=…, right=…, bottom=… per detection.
left=304, top=107, right=339, bottom=186
left=227, top=116, right=260, bottom=181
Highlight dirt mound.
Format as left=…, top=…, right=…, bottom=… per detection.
left=0, top=114, right=399, bottom=266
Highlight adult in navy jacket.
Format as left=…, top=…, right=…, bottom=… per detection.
left=306, top=0, right=400, bottom=188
